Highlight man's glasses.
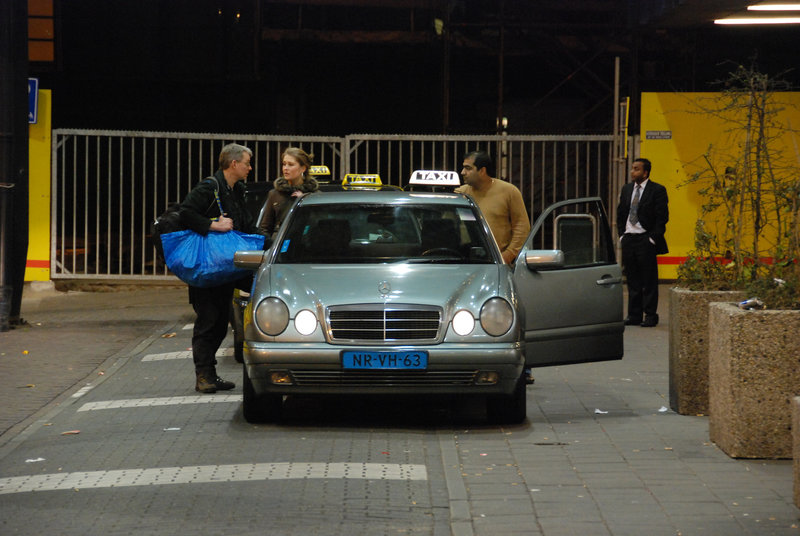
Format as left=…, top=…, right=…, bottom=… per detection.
left=236, top=160, right=252, bottom=168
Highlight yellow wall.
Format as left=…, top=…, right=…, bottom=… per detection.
left=640, top=91, right=800, bottom=280
left=26, top=88, right=51, bottom=281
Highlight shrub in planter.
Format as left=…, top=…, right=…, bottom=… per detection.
left=676, top=63, right=800, bottom=307
left=672, top=63, right=800, bottom=457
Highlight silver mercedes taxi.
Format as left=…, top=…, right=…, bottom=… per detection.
left=233, top=188, right=623, bottom=424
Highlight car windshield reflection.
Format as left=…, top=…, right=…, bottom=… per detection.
left=275, top=203, right=494, bottom=264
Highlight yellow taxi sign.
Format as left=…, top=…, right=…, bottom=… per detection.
left=309, top=165, right=330, bottom=176
left=342, top=174, right=382, bottom=187
left=408, top=170, right=461, bottom=186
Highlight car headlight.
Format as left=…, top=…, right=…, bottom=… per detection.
left=255, top=297, right=289, bottom=336
left=452, top=309, right=475, bottom=336
left=294, top=309, right=318, bottom=336
left=480, top=298, right=513, bottom=336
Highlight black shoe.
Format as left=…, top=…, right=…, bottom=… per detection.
left=641, top=314, right=659, bottom=327
left=213, top=376, right=235, bottom=391
left=624, top=316, right=642, bottom=326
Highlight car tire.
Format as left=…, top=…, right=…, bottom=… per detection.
left=486, top=371, right=527, bottom=425
left=233, top=332, right=244, bottom=364
left=242, top=364, right=283, bottom=423
left=230, top=301, right=244, bottom=364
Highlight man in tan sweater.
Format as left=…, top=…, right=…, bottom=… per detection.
left=456, top=150, right=531, bottom=264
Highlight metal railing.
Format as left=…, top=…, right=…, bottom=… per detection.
left=51, top=129, right=620, bottom=280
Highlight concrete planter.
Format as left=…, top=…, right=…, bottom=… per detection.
left=793, top=397, right=800, bottom=508
left=708, top=302, right=800, bottom=459
left=668, top=287, right=746, bottom=415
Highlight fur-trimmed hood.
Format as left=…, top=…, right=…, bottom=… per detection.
left=273, top=176, right=319, bottom=194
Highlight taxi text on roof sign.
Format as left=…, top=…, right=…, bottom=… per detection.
left=342, top=174, right=382, bottom=186
left=409, top=170, right=461, bottom=186
left=309, top=165, right=330, bottom=176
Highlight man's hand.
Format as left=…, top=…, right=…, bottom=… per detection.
left=501, top=250, right=515, bottom=264
left=209, top=215, right=234, bottom=232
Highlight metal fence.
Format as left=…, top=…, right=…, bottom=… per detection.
left=51, top=129, right=621, bottom=280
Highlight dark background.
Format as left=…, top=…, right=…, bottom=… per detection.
left=30, top=0, right=800, bottom=136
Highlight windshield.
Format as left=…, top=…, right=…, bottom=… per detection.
left=275, top=203, right=495, bottom=264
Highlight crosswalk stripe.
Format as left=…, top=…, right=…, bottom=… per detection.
left=142, top=347, right=233, bottom=361
left=0, top=462, right=428, bottom=494
left=70, top=385, right=95, bottom=399
left=78, top=395, right=241, bottom=411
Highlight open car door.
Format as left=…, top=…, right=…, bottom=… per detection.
left=513, top=197, right=624, bottom=367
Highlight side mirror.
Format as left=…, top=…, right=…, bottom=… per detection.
left=524, top=249, right=565, bottom=270
left=234, top=250, right=266, bottom=270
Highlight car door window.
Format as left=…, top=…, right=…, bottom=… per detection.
left=515, top=197, right=623, bottom=367
left=529, top=200, right=616, bottom=268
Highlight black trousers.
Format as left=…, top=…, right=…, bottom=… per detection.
left=621, top=233, right=659, bottom=319
left=189, top=282, right=236, bottom=372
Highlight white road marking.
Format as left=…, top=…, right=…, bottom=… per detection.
left=0, top=462, right=428, bottom=494
left=78, top=395, right=241, bottom=411
left=142, top=347, right=233, bottom=361
left=182, top=323, right=193, bottom=330
left=71, top=385, right=95, bottom=398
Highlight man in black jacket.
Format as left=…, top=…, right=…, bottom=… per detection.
left=179, top=143, right=260, bottom=393
left=616, top=158, right=669, bottom=327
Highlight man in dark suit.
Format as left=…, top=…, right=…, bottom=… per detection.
left=616, top=158, right=669, bottom=327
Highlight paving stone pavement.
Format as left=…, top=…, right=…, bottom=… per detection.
left=0, top=282, right=799, bottom=535
left=0, top=282, right=192, bottom=441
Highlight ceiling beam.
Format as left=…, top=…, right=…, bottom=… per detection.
left=261, top=0, right=447, bottom=8
left=260, top=28, right=438, bottom=44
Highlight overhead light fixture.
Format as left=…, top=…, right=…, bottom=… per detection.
left=748, top=4, right=800, bottom=11
left=715, top=16, right=800, bottom=24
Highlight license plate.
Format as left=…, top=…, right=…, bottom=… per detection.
left=342, top=350, right=428, bottom=370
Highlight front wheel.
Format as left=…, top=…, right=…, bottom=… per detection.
left=486, top=372, right=527, bottom=425
left=233, top=332, right=244, bottom=364
left=242, top=365, right=283, bottom=423
left=230, top=297, right=246, bottom=364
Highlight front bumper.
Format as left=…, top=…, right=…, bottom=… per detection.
left=244, top=341, right=524, bottom=396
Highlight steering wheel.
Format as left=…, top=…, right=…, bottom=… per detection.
left=375, top=230, right=397, bottom=243
left=421, top=247, right=461, bottom=257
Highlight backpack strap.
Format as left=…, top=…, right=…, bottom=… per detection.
left=204, top=176, right=225, bottom=219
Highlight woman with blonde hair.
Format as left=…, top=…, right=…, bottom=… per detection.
left=258, top=147, right=320, bottom=237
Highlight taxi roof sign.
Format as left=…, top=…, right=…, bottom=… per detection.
left=342, top=174, right=382, bottom=186
left=408, top=170, right=461, bottom=186
left=310, top=165, right=330, bottom=176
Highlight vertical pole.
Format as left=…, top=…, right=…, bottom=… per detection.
left=496, top=0, right=506, bottom=179
left=0, top=0, right=29, bottom=329
left=612, top=56, right=623, bottom=264
left=497, top=2, right=505, bottom=132
left=253, top=0, right=261, bottom=79
left=0, top=184, right=14, bottom=330
left=441, top=5, right=451, bottom=135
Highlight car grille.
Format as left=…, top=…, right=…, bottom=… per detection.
left=290, top=370, right=477, bottom=386
left=327, top=305, right=441, bottom=343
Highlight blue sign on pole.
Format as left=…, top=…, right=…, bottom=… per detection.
left=28, top=78, right=39, bottom=124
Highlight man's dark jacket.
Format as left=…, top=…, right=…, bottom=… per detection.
left=616, top=179, right=669, bottom=255
left=179, top=170, right=258, bottom=236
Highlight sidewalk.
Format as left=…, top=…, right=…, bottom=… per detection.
left=0, top=282, right=192, bottom=443
left=0, top=282, right=797, bottom=535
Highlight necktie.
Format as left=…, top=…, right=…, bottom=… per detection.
left=630, top=184, right=640, bottom=225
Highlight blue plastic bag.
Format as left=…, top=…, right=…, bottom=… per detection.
left=161, top=229, right=265, bottom=288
